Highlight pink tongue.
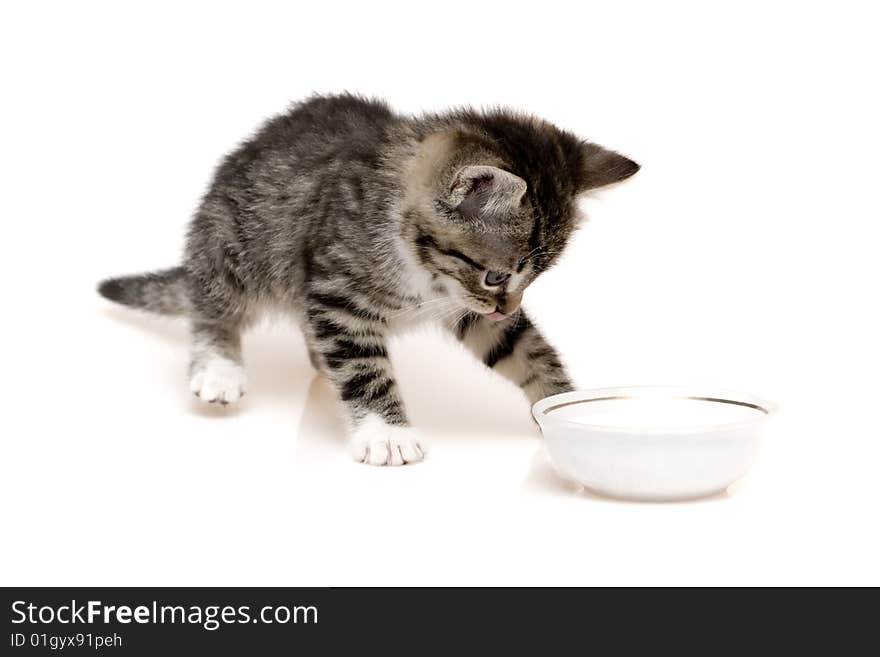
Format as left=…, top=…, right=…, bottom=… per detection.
left=484, top=311, right=507, bottom=322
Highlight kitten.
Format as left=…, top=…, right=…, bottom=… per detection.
left=99, top=94, right=639, bottom=466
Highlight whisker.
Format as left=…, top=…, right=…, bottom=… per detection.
left=426, top=304, right=464, bottom=324
left=391, top=298, right=460, bottom=324
left=519, top=247, right=564, bottom=268
left=386, top=297, right=453, bottom=320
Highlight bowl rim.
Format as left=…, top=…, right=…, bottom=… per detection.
left=531, top=386, right=777, bottom=435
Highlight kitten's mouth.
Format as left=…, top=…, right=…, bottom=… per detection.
left=482, top=310, right=508, bottom=322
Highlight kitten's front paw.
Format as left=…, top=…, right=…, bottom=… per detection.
left=190, top=360, right=247, bottom=405
left=349, top=416, right=426, bottom=466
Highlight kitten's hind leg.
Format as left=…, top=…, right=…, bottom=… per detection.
left=189, top=320, right=247, bottom=405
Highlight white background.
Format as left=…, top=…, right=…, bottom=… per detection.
left=2, top=1, right=878, bottom=586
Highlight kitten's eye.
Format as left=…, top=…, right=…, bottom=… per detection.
left=484, top=271, right=511, bottom=287
left=444, top=249, right=483, bottom=270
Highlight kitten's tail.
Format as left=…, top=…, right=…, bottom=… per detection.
left=97, top=267, right=190, bottom=316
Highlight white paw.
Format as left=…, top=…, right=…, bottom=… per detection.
left=349, top=414, right=426, bottom=466
left=190, top=360, right=247, bottom=405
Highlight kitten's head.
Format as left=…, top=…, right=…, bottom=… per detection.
left=402, top=112, right=639, bottom=320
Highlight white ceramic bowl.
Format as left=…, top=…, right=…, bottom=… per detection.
left=532, top=386, right=775, bottom=501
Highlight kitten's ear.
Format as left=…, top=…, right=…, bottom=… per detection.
left=578, top=143, right=640, bottom=191
left=447, top=165, right=527, bottom=218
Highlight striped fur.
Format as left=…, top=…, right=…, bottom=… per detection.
left=98, top=94, right=638, bottom=465
left=453, top=311, right=572, bottom=404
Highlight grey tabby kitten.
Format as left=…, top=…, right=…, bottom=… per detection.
left=99, top=94, right=639, bottom=466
